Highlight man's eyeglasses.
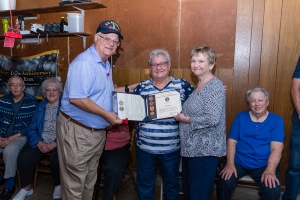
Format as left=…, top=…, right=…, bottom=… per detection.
left=97, top=34, right=120, bottom=46
left=150, top=61, right=169, bottom=69
left=9, top=83, right=24, bottom=87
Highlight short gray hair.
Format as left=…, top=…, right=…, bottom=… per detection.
left=8, top=75, right=24, bottom=85
left=41, top=77, right=63, bottom=98
left=148, top=49, right=171, bottom=66
left=245, top=87, right=270, bottom=103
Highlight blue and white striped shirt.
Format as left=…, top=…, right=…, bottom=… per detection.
left=133, top=77, right=193, bottom=154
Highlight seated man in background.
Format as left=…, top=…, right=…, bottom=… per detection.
left=216, top=87, right=284, bottom=200
left=0, top=75, right=38, bottom=200
left=102, top=124, right=132, bottom=200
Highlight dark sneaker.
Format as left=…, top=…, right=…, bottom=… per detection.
left=44, top=23, right=51, bottom=33
left=51, top=23, right=60, bottom=33
left=0, top=186, right=16, bottom=200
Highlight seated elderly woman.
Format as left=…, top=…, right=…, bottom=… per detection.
left=12, top=77, right=62, bottom=200
left=216, top=87, right=285, bottom=200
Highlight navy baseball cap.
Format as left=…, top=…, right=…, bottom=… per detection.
left=96, top=20, right=123, bottom=40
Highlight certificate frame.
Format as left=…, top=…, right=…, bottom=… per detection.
left=112, top=90, right=182, bottom=122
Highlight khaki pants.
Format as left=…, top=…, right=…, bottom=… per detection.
left=56, top=112, right=106, bottom=200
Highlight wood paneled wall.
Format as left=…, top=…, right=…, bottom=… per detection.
left=112, top=0, right=300, bottom=186
left=0, top=0, right=299, bottom=187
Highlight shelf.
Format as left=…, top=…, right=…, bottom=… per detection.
left=0, top=32, right=92, bottom=39
left=0, top=1, right=107, bottom=17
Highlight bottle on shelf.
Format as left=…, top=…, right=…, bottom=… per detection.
left=2, top=17, right=9, bottom=34
left=18, top=16, right=25, bottom=31
left=59, top=17, right=68, bottom=33
left=15, top=18, right=19, bottom=32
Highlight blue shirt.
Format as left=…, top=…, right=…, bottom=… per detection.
left=133, top=77, right=193, bottom=154
left=60, top=45, right=114, bottom=128
left=292, top=56, right=300, bottom=124
left=229, top=111, right=284, bottom=169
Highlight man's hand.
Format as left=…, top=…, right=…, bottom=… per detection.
left=0, top=137, right=6, bottom=148
left=0, top=134, right=18, bottom=148
left=105, top=112, right=122, bottom=126
left=219, top=164, right=237, bottom=180
left=261, top=170, right=279, bottom=188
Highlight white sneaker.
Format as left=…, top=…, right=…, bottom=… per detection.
left=12, top=189, right=33, bottom=200
left=53, top=185, right=61, bottom=199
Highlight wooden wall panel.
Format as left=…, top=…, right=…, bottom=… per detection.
left=100, top=0, right=180, bottom=69
left=232, top=0, right=253, bottom=121
left=217, top=68, right=234, bottom=135
left=248, top=0, right=264, bottom=89
left=259, top=0, right=282, bottom=111
left=180, top=0, right=237, bottom=70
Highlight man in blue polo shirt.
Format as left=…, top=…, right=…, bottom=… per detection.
left=282, top=57, right=300, bottom=200
left=56, top=20, right=124, bottom=200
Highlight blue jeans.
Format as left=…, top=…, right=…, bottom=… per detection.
left=182, top=156, right=218, bottom=200
left=216, top=162, right=281, bottom=200
left=282, top=123, right=300, bottom=200
left=136, top=146, right=180, bottom=200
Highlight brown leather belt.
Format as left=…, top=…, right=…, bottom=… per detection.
left=60, top=111, right=106, bottom=132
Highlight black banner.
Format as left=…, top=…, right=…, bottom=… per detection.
left=0, top=50, right=58, bottom=97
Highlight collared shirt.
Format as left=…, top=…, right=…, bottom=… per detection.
left=60, top=45, right=114, bottom=129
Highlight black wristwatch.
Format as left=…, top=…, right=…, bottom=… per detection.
left=125, top=85, right=129, bottom=93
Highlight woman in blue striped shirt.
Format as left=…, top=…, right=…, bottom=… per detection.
left=133, top=49, right=194, bottom=200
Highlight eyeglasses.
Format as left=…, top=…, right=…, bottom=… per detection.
left=9, top=83, right=24, bottom=87
left=150, top=61, right=169, bottom=69
left=97, top=34, right=120, bottom=46
left=46, top=88, right=58, bottom=92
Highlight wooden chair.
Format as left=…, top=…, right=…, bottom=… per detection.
left=237, top=175, right=259, bottom=189
left=33, top=152, right=52, bottom=189
left=0, top=154, right=21, bottom=189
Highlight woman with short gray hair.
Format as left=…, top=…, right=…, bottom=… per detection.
left=134, top=49, right=194, bottom=199
left=245, top=87, right=270, bottom=103
left=217, top=87, right=284, bottom=200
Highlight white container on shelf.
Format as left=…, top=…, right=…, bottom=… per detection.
left=0, top=0, right=16, bottom=11
left=67, top=13, right=84, bottom=32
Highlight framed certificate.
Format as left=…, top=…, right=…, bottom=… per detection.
left=112, top=90, right=182, bottom=122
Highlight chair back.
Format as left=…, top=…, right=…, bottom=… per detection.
left=129, top=129, right=135, bottom=153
